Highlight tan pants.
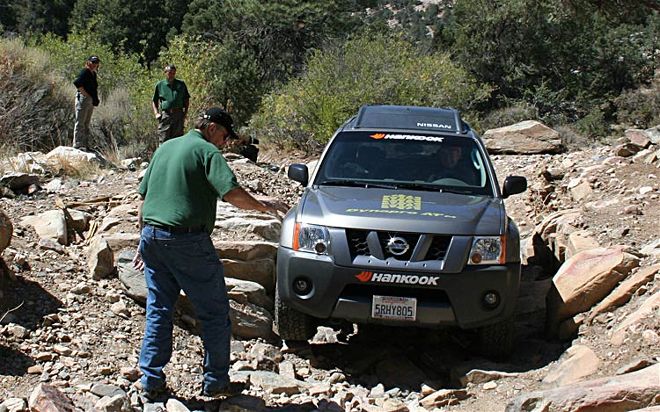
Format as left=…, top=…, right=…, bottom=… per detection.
left=73, top=92, right=94, bottom=149
left=158, top=110, right=185, bottom=143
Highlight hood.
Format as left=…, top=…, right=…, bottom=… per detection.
left=299, top=186, right=504, bottom=235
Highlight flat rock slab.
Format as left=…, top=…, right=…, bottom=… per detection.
left=506, top=364, right=660, bottom=412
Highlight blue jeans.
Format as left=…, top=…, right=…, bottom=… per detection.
left=138, top=225, right=231, bottom=393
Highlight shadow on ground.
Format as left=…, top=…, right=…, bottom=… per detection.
left=288, top=263, right=567, bottom=393
left=0, top=276, right=62, bottom=330
left=0, top=344, right=35, bottom=376
left=167, top=393, right=341, bottom=412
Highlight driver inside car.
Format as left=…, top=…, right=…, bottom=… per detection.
left=431, top=143, right=479, bottom=185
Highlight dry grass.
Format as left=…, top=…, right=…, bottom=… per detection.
left=0, top=39, right=72, bottom=152
left=45, top=154, right=103, bottom=180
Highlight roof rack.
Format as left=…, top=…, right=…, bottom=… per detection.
left=353, top=105, right=464, bottom=134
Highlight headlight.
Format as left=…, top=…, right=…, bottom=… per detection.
left=293, top=223, right=331, bottom=255
left=468, top=236, right=506, bottom=265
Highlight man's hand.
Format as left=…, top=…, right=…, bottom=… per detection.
left=132, top=250, right=144, bottom=271
left=261, top=200, right=287, bottom=221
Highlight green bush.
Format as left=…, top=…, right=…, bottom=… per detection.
left=574, top=107, right=611, bottom=140
left=450, top=0, right=658, bottom=119
left=158, top=35, right=264, bottom=127
left=250, top=34, right=493, bottom=150
left=614, top=76, right=660, bottom=129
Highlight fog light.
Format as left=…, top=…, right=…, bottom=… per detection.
left=482, top=291, right=500, bottom=309
left=293, top=277, right=312, bottom=295
left=314, top=240, right=327, bottom=254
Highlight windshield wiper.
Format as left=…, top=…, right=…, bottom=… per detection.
left=395, top=182, right=476, bottom=195
left=316, top=180, right=398, bottom=189
left=394, top=182, right=445, bottom=192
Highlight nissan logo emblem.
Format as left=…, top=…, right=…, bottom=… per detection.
left=386, top=236, right=409, bottom=256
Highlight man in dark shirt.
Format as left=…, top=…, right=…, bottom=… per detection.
left=152, top=64, right=190, bottom=144
left=72, top=55, right=100, bottom=150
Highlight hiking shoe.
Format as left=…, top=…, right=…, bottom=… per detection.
left=140, top=386, right=168, bottom=402
left=201, top=382, right=244, bottom=398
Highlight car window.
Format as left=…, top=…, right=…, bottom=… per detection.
left=315, top=132, right=493, bottom=196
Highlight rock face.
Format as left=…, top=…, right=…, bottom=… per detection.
left=0, top=208, right=12, bottom=252
left=588, top=264, right=660, bottom=321
left=610, top=290, right=660, bottom=346
left=546, top=246, right=640, bottom=338
left=506, top=364, right=660, bottom=412
left=482, top=120, right=564, bottom=154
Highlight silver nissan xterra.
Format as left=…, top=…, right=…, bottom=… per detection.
left=275, top=105, right=527, bottom=357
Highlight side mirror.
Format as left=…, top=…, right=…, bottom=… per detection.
left=502, top=176, right=527, bottom=198
left=288, top=163, right=309, bottom=186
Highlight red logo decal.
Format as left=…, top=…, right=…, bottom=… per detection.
left=370, top=133, right=385, bottom=140
left=355, top=271, right=373, bottom=282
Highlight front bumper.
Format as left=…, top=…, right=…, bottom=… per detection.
left=277, top=247, right=520, bottom=329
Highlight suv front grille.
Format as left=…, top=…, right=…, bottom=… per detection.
left=346, top=229, right=451, bottom=261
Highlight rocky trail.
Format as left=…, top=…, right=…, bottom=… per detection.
left=0, top=122, right=659, bottom=412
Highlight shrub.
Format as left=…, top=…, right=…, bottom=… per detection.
left=614, top=75, right=660, bottom=129
left=250, top=34, right=493, bottom=150
left=479, top=102, right=539, bottom=132
left=574, top=107, right=611, bottom=140
left=33, top=32, right=158, bottom=150
left=157, top=35, right=264, bottom=127
left=0, top=38, right=72, bottom=151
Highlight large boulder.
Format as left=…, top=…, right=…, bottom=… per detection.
left=226, top=277, right=273, bottom=310
left=482, top=120, right=563, bottom=154
left=214, top=216, right=281, bottom=242
left=0, top=209, right=12, bottom=253
left=546, top=246, right=640, bottom=338
left=214, top=240, right=278, bottom=261
left=0, top=172, right=40, bottom=191
left=116, top=249, right=146, bottom=303
left=542, top=345, right=600, bottom=387
left=7, top=151, right=48, bottom=174
left=506, top=364, right=660, bottom=412
left=229, top=300, right=274, bottom=339
left=45, top=146, right=100, bottom=171
left=222, top=258, right=275, bottom=293
left=87, top=236, right=115, bottom=280
left=20, top=210, right=68, bottom=245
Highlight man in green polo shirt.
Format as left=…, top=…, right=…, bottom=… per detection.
left=133, top=107, right=284, bottom=401
left=152, top=64, right=190, bottom=143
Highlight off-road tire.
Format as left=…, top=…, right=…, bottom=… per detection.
left=274, top=284, right=316, bottom=341
left=478, top=316, right=515, bottom=359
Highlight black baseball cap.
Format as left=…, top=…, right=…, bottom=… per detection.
left=164, top=64, right=176, bottom=71
left=88, top=55, right=100, bottom=63
left=203, top=108, right=238, bottom=140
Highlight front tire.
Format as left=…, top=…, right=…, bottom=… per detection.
left=274, top=284, right=316, bottom=341
left=478, top=317, right=515, bottom=359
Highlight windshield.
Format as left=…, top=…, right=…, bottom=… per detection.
left=314, top=131, right=494, bottom=196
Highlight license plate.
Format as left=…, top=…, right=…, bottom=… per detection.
left=371, top=295, right=417, bottom=321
